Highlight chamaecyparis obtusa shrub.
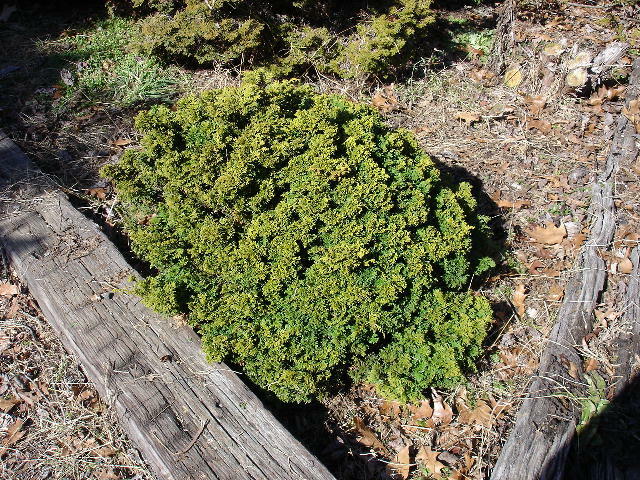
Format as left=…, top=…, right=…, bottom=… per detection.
left=107, top=0, right=435, bottom=79
left=102, top=78, right=495, bottom=403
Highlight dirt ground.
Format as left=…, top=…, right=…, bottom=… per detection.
left=1, top=1, right=639, bottom=479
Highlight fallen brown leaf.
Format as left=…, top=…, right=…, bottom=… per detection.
left=0, top=418, right=26, bottom=457
left=0, top=398, right=20, bottom=413
left=469, top=68, right=495, bottom=83
left=528, top=119, right=552, bottom=134
left=584, top=357, right=599, bottom=373
left=547, top=282, right=564, bottom=302
left=110, top=138, right=133, bottom=147
left=496, top=199, right=531, bottom=209
left=524, top=95, right=546, bottom=117
left=622, top=99, right=640, bottom=133
left=456, top=399, right=493, bottom=428
left=93, top=446, right=118, bottom=457
left=528, top=259, right=545, bottom=274
left=386, top=444, right=412, bottom=479
left=455, top=111, right=481, bottom=124
left=568, top=360, right=580, bottom=380
left=0, top=283, right=19, bottom=297
left=618, top=257, right=633, bottom=274
left=527, top=223, right=567, bottom=245
left=86, top=187, right=109, bottom=200
left=409, top=400, right=433, bottom=421
left=416, top=446, right=445, bottom=476
left=95, top=469, right=120, bottom=480
left=353, top=417, right=387, bottom=454
left=5, top=297, right=19, bottom=319
left=512, top=284, right=526, bottom=317
left=380, top=400, right=402, bottom=418
left=372, top=85, right=399, bottom=114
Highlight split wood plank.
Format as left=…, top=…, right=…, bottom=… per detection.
left=0, top=129, right=336, bottom=480
left=491, top=57, right=640, bottom=480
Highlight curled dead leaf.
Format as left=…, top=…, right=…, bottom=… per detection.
left=431, top=391, right=453, bottom=426
left=110, top=138, right=133, bottom=147
left=86, top=187, right=109, bottom=200
left=547, top=282, right=564, bottom=302
left=0, top=418, right=26, bottom=457
left=584, top=357, right=599, bottom=373
left=0, top=397, right=20, bottom=413
left=456, top=399, right=493, bottom=428
left=409, top=400, right=433, bottom=421
left=495, top=199, right=531, bottom=209
left=524, top=95, right=547, bottom=117
left=622, top=99, right=640, bottom=133
left=469, top=68, right=495, bottom=83
left=618, top=257, right=633, bottom=274
left=528, top=259, right=545, bottom=274
left=380, top=400, right=403, bottom=418
left=93, top=446, right=118, bottom=457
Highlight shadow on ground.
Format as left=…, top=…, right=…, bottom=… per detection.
left=540, top=372, right=640, bottom=480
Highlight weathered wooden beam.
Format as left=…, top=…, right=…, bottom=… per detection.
left=0, top=130, right=336, bottom=480
left=491, top=57, right=640, bottom=480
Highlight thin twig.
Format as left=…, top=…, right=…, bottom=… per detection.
left=175, top=419, right=209, bottom=456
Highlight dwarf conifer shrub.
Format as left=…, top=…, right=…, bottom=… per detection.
left=102, top=78, right=495, bottom=403
left=108, top=0, right=435, bottom=79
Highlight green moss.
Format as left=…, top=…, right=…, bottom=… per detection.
left=103, top=79, right=494, bottom=403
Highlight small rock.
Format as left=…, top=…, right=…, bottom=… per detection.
left=526, top=307, right=539, bottom=319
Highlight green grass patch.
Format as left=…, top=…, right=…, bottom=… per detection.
left=39, top=17, right=183, bottom=108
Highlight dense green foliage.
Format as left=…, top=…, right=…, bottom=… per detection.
left=103, top=78, right=494, bottom=402
left=108, top=0, right=435, bottom=79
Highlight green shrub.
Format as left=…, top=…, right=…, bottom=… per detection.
left=102, top=78, right=494, bottom=403
left=108, top=0, right=435, bottom=79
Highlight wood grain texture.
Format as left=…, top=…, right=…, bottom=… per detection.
left=0, top=130, right=335, bottom=480
left=491, top=58, right=640, bottom=480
